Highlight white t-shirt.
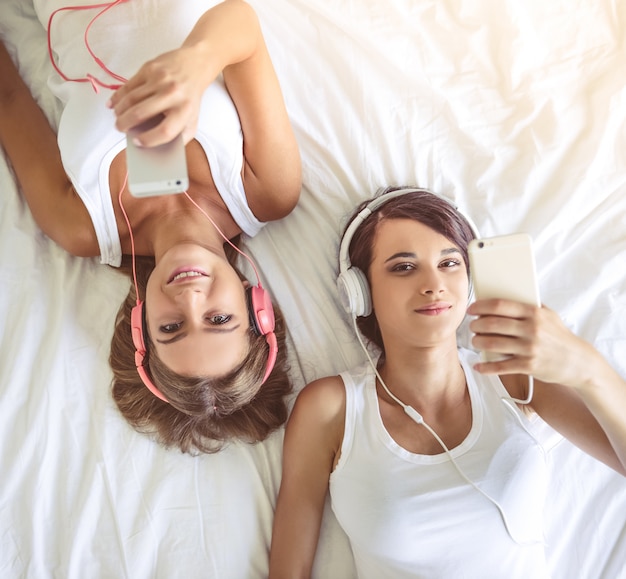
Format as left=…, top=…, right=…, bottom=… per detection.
left=36, top=0, right=263, bottom=266
left=330, top=348, right=552, bottom=579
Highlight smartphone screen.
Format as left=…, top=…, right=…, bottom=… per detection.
left=126, top=116, right=189, bottom=198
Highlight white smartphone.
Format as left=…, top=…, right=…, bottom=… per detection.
left=468, top=233, right=541, bottom=361
left=126, top=116, right=189, bottom=198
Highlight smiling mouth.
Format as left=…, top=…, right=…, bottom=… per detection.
left=167, top=269, right=208, bottom=284
left=415, top=303, right=452, bottom=315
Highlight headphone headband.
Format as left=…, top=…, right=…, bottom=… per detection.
left=336, top=187, right=479, bottom=317
left=338, top=188, right=431, bottom=276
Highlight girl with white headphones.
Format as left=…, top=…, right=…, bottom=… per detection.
left=0, top=1, right=301, bottom=453
left=269, top=187, right=626, bottom=578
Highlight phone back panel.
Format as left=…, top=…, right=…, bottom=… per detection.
left=126, top=116, right=189, bottom=198
left=468, top=233, right=540, bottom=306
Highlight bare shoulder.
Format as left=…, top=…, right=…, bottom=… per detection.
left=292, top=375, right=346, bottom=420
left=285, top=375, right=346, bottom=471
left=287, top=376, right=346, bottom=442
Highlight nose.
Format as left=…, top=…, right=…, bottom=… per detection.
left=172, top=285, right=206, bottom=303
left=164, top=280, right=211, bottom=315
left=420, top=268, right=444, bottom=295
left=168, top=287, right=208, bottom=328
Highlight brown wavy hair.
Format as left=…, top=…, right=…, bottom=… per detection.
left=344, top=186, right=476, bottom=356
left=109, top=249, right=292, bottom=454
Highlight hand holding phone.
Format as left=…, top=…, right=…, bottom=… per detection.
left=126, top=115, right=189, bottom=198
left=468, top=233, right=541, bottom=361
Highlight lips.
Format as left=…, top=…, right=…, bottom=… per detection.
left=167, top=268, right=209, bottom=285
left=415, top=302, right=452, bottom=315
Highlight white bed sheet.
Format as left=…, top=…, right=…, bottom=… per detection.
left=1, top=1, right=625, bottom=578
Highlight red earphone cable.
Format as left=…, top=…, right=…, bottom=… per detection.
left=115, top=173, right=141, bottom=305
left=182, top=192, right=264, bottom=287
left=117, top=180, right=265, bottom=306
left=47, top=0, right=127, bottom=92
left=83, top=0, right=127, bottom=87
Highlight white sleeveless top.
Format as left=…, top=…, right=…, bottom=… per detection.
left=330, top=348, right=551, bottom=579
left=35, top=0, right=263, bottom=266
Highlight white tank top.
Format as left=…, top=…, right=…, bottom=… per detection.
left=330, top=348, right=551, bottom=579
left=36, top=0, right=263, bottom=266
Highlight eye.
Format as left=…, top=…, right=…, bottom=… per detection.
left=207, top=313, right=232, bottom=325
left=440, top=258, right=461, bottom=269
left=390, top=262, right=416, bottom=273
left=159, top=321, right=182, bottom=333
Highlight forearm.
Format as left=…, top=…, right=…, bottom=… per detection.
left=531, top=338, right=626, bottom=476
left=0, top=41, right=96, bottom=254
left=0, top=42, right=64, bottom=223
left=183, top=0, right=263, bottom=86
left=573, top=347, right=626, bottom=473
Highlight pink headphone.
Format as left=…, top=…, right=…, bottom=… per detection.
left=130, top=284, right=278, bottom=404
left=125, top=194, right=279, bottom=405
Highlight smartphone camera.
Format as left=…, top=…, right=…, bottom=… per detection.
left=478, top=241, right=484, bottom=248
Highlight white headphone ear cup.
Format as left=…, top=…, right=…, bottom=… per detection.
left=337, top=267, right=372, bottom=317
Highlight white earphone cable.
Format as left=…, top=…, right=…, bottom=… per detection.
left=503, top=375, right=534, bottom=405
left=351, top=316, right=541, bottom=546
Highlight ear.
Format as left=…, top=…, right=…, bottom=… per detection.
left=242, top=280, right=251, bottom=289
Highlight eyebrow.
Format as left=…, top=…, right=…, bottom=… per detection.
left=384, top=248, right=461, bottom=263
left=156, top=324, right=242, bottom=345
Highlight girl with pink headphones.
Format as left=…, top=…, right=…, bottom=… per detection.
left=0, top=0, right=301, bottom=453
left=269, top=187, right=626, bottom=578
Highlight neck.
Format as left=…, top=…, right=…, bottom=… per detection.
left=377, top=341, right=466, bottom=413
left=143, top=194, right=241, bottom=261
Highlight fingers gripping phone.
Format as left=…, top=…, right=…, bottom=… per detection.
left=126, top=115, right=189, bottom=198
left=468, top=233, right=541, bottom=362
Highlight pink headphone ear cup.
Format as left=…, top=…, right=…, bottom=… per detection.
left=130, top=301, right=169, bottom=403
left=247, top=285, right=278, bottom=384
left=247, top=285, right=276, bottom=336
left=131, top=302, right=147, bottom=354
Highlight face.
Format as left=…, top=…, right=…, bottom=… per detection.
left=368, top=218, right=469, bottom=349
left=145, top=244, right=251, bottom=377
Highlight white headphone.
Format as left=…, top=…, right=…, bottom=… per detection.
left=336, top=187, right=480, bottom=317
